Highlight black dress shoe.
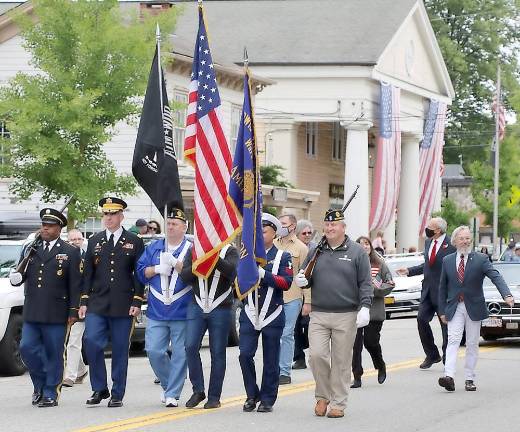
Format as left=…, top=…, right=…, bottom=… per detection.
left=465, top=380, right=477, bottom=391
left=38, top=397, right=58, bottom=408
left=203, top=399, right=221, bottom=409
left=257, top=402, right=273, bottom=413
left=32, top=391, right=43, bottom=406
left=378, top=366, right=387, bottom=384
left=438, top=376, right=455, bottom=392
left=292, top=359, right=307, bottom=370
left=419, top=356, right=442, bottom=369
left=350, top=378, right=362, bottom=388
left=185, top=391, right=206, bottom=408
left=86, top=389, right=110, bottom=405
left=108, top=397, right=123, bottom=408
left=279, top=375, right=291, bottom=385
left=243, top=398, right=258, bottom=412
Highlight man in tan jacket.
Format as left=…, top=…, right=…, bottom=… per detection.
left=274, top=214, right=309, bottom=385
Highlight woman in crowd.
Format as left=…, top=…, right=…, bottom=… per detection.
left=147, top=220, right=161, bottom=235
left=295, top=219, right=316, bottom=250
left=351, top=236, right=395, bottom=388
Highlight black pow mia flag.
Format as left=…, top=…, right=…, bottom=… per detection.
left=132, top=45, right=184, bottom=213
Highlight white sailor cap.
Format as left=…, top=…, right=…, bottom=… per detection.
left=262, top=212, right=282, bottom=235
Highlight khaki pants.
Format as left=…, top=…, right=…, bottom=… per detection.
left=309, top=311, right=357, bottom=410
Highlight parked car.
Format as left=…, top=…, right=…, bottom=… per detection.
left=383, top=253, right=424, bottom=318
left=480, top=262, right=520, bottom=341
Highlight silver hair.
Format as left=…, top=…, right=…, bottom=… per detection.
left=451, top=225, right=471, bottom=246
left=295, top=219, right=313, bottom=236
left=431, top=217, right=447, bottom=233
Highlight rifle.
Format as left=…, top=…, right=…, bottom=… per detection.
left=16, top=196, right=74, bottom=275
left=302, top=185, right=359, bottom=279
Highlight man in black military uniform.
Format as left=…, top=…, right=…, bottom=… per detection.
left=79, top=197, right=145, bottom=408
left=9, top=208, right=81, bottom=407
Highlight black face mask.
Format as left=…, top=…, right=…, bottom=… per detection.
left=425, top=228, right=435, bottom=238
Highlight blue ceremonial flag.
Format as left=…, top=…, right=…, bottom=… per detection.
left=228, top=69, right=266, bottom=300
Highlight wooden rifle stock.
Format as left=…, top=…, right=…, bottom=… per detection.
left=16, top=196, right=74, bottom=275
left=301, top=185, right=360, bottom=280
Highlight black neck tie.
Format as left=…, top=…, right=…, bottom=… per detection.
left=42, top=241, right=51, bottom=258
left=109, top=233, right=115, bottom=248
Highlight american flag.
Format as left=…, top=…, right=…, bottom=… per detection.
left=492, top=92, right=506, bottom=142
left=369, top=83, right=401, bottom=232
left=183, top=5, right=240, bottom=278
left=419, top=100, right=447, bottom=236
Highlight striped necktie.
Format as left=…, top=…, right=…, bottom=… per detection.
left=457, top=254, right=465, bottom=284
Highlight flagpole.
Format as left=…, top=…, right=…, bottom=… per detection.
left=492, top=63, right=501, bottom=260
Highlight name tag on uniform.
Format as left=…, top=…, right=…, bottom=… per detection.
left=122, top=243, right=134, bottom=250
left=56, top=254, right=68, bottom=261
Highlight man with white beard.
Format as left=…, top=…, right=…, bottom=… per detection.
left=438, top=225, right=514, bottom=392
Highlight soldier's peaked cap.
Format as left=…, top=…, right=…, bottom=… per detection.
left=99, top=197, right=127, bottom=213
left=40, top=208, right=67, bottom=227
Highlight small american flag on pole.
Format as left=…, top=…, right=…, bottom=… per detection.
left=184, top=4, right=240, bottom=278
left=419, top=100, right=447, bottom=236
left=369, top=82, right=401, bottom=232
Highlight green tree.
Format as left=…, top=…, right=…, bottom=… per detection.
left=433, top=198, right=473, bottom=234
left=424, top=0, right=520, bottom=165
left=260, top=164, right=293, bottom=188
left=468, top=125, right=520, bottom=237
left=0, top=0, right=178, bottom=225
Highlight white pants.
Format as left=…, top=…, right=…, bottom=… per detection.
left=444, top=302, right=481, bottom=380
left=64, top=321, right=87, bottom=381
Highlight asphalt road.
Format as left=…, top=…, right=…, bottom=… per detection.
left=1, top=315, right=519, bottom=432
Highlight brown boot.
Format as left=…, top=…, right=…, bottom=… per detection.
left=327, top=408, right=344, bottom=418
left=314, top=399, right=329, bottom=417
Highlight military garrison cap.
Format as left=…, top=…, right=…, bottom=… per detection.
left=324, top=208, right=344, bottom=222
left=99, top=197, right=127, bottom=213
left=167, top=208, right=187, bottom=222
left=40, top=208, right=68, bottom=227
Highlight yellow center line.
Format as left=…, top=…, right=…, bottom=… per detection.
left=73, top=346, right=500, bottom=432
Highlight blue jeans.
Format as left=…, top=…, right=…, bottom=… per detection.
left=145, top=318, right=187, bottom=399
left=279, top=298, right=302, bottom=376
left=84, top=313, right=133, bottom=400
left=185, top=301, right=232, bottom=402
left=20, top=322, right=66, bottom=400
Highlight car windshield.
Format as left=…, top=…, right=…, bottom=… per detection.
left=386, top=257, right=424, bottom=277
left=0, top=244, right=23, bottom=277
left=484, top=264, right=520, bottom=287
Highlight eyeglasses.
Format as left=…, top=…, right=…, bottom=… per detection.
left=301, top=231, right=312, bottom=235
left=148, top=226, right=158, bottom=231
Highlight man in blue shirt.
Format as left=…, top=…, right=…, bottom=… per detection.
left=137, top=209, right=192, bottom=407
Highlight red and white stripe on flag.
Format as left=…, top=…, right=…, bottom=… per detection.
left=183, top=7, right=240, bottom=278
left=492, top=94, right=506, bottom=141
left=418, top=102, right=447, bottom=236
left=369, top=84, right=401, bottom=232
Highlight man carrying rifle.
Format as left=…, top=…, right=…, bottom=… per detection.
left=296, top=209, right=372, bottom=419
left=9, top=208, right=82, bottom=407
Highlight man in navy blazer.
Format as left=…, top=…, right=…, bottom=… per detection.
left=438, top=226, right=513, bottom=392
left=398, top=217, right=455, bottom=369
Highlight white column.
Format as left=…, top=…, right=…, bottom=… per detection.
left=383, top=214, right=396, bottom=253
left=263, top=119, right=298, bottom=185
left=342, top=121, right=372, bottom=240
left=396, top=133, right=421, bottom=252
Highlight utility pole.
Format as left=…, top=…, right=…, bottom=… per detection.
left=492, top=64, right=501, bottom=259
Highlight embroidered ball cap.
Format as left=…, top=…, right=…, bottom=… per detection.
left=262, top=212, right=282, bottom=235
left=167, top=208, right=187, bottom=222
left=324, top=208, right=344, bottom=222
left=135, top=218, right=147, bottom=227
left=39, top=208, right=68, bottom=227
left=99, top=197, right=127, bottom=213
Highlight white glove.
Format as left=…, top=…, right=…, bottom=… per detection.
left=160, top=252, right=178, bottom=267
left=295, top=270, right=308, bottom=288
left=356, top=306, right=370, bottom=328
left=258, top=267, right=265, bottom=279
left=9, top=270, right=23, bottom=285
left=154, top=263, right=173, bottom=276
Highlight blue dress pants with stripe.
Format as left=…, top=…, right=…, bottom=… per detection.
left=20, top=322, right=67, bottom=400
left=84, top=313, right=133, bottom=400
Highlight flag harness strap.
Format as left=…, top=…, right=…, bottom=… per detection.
left=245, top=249, right=284, bottom=330
left=196, top=244, right=232, bottom=314
left=151, top=240, right=192, bottom=305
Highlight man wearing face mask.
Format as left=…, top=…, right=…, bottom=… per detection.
left=274, top=214, right=309, bottom=385
left=397, top=217, right=455, bottom=369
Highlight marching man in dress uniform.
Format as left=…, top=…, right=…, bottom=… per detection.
left=78, top=197, right=144, bottom=408
left=9, top=208, right=82, bottom=407
left=239, top=213, right=293, bottom=413
left=136, top=208, right=192, bottom=408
